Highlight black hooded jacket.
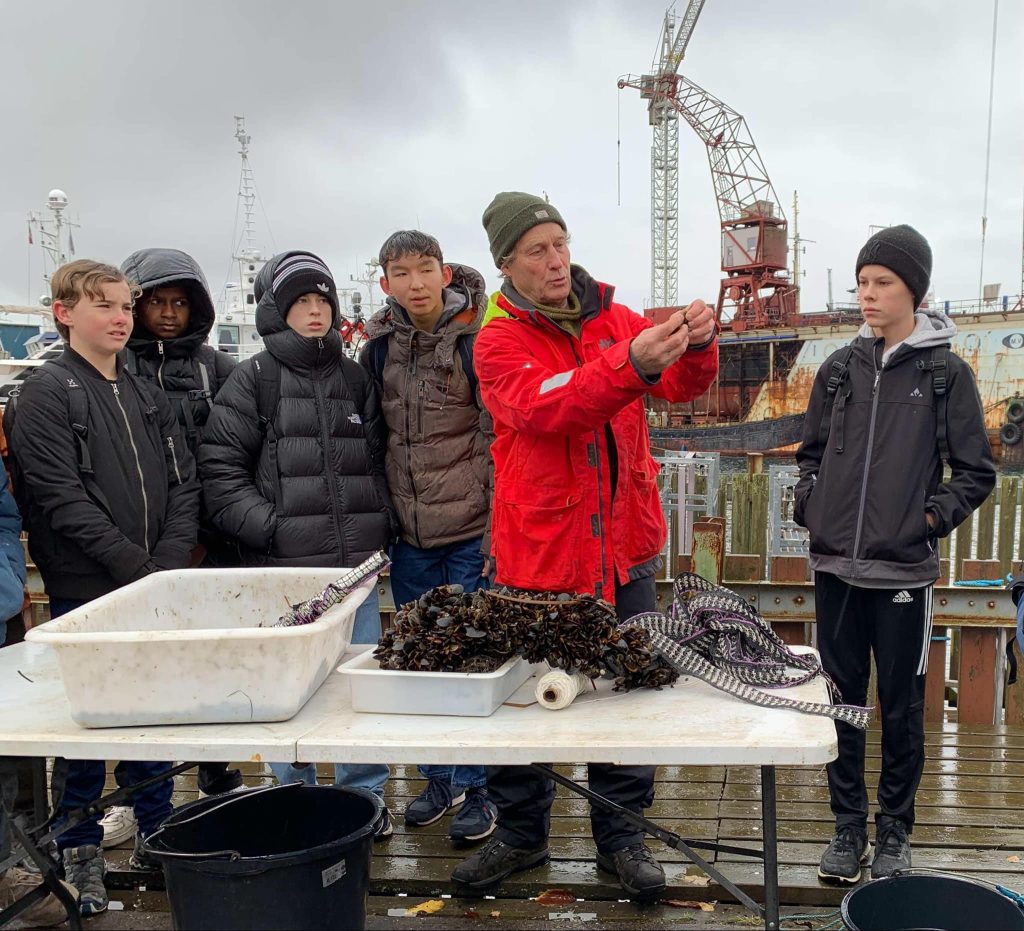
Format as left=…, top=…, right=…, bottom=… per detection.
left=197, top=252, right=396, bottom=567
left=120, top=249, right=236, bottom=453
left=794, top=311, right=995, bottom=584
left=5, top=347, right=200, bottom=600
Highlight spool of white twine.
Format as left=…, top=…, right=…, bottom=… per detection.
left=535, top=669, right=592, bottom=710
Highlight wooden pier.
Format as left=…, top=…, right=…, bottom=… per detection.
left=80, top=723, right=1024, bottom=929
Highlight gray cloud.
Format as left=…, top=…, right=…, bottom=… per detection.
left=1, top=0, right=1021, bottom=316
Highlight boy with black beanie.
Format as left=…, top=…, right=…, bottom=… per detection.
left=794, top=225, right=995, bottom=884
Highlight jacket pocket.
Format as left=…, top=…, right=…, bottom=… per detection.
left=494, top=489, right=582, bottom=591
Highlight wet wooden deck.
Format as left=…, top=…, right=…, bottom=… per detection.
left=76, top=721, right=1024, bottom=929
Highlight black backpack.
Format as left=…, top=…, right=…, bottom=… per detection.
left=364, top=330, right=479, bottom=408
left=4, top=360, right=130, bottom=518
left=818, top=344, right=950, bottom=461
left=123, top=344, right=217, bottom=450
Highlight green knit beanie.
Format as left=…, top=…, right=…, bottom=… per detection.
left=482, top=192, right=567, bottom=268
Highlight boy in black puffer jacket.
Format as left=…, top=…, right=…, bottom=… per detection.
left=198, top=251, right=398, bottom=835
left=120, top=248, right=244, bottom=801
left=794, top=225, right=995, bottom=886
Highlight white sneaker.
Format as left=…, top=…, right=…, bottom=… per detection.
left=99, top=806, right=137, bottom=848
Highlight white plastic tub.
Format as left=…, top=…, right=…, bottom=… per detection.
left=338, top=650, right=541, bottom=717
left=25, top=568, right=375, bottom=728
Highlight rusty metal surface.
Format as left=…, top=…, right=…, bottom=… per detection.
left=655, top=580, right=1014, bottom=627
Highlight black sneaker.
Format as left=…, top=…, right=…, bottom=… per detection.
left=818, top=827, right=872, bottom=884
left=596, top=842, right=666, bottom=900
left=373, top=805, right=394, bottom=840
left=128, top=833, right=162, bottom=872
left=404, top=778, right=465, bottom=827
left=449, top=788, right=498, bottom=843
left=871, top=823, right=911, bottom=879
left=451, top=837, right=549, bottom=889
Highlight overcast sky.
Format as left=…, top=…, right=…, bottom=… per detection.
left=1, top=0, right=1021, bottom=317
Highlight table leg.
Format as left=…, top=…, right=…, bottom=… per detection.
left=761, top=765, right=779, bottom=931
left=530, top=764, right=764, bottom=916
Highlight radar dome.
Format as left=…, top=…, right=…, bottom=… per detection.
left=47, top=190, right=68, bottom=209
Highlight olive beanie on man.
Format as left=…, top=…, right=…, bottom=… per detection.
left=482, top=192, right=566, bottom=268
left=855, top=225, right=932, bottom=309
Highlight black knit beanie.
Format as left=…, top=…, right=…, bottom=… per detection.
left=482, top=192, right=566, bottom=268
left=266, top=251, right=339, bottom=318
left=855, top=225, right=932, bottom=309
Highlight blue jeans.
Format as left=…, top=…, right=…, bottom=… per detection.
left=270, top=588, right=389, bottom=796
left=390, top=538, right=488, bottom=791
left=47, top=597, right=174, bottom=851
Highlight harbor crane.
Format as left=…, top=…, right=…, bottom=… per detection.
left=619, top=2, right=797, bottom=330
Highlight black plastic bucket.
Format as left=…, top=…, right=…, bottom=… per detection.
left=142, top=783, right=383, bottom=931
left=842, top=871, right=1024, bottom=931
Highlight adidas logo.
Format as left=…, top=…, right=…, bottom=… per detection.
left=316, top=282, right=330, bottom=293
left=910, top=387, right=923, bottom=398
left=893, top=590, right=913, bottom=603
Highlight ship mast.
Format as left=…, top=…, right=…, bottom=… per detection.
left=27, top=190, right=80, bottom=298
left=234, top=116, right=259, bottom=263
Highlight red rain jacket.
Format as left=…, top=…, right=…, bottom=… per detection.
left=475, top=268, right=718, bottom=602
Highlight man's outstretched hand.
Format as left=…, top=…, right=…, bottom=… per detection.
left=630, top=300, right=715, bottom=377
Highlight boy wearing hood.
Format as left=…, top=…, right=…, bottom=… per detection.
left=198, top=251, right=398, bottom=834
left=794, top=225, right=995, bottom=884
left=119, top=249, right=243, bottom=809
left=360, top=231, right=496, bottom=844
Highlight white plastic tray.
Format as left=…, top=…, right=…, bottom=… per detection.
left=25, top=568, right=374, bottom=728
left=338, top=650, right=542, bottom=717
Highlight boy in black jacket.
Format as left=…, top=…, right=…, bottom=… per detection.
left=794, top=226, right=995, bottom=884
left=198, top=251, right=397, bottom=833
left=120, top=247, right=243, bottom=805
left=5, top=260, right=200, bottom=915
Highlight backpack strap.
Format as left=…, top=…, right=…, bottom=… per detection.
left=38, top=363, right=94, bottom=476
left=818, top=346, right=854, bottom=453
left=456, top=332, right=480, bottom=409
left=366, top=337, right=388, bottom=393
left=915, top=346, right=951, bottom=465
left=122, top=348, right=140, bottom=377
left=252, top=351, right=283, bottom=509
left=931, top=346, right=949, bottom=464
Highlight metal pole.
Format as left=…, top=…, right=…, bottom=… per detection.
left=827, top=268, right=834, bottom=312
left=760, top=765, right=780, bottom=931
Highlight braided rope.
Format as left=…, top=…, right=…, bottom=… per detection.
left=622, top=573, right=873, bottom=730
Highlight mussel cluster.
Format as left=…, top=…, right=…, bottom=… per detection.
left=374, top=583, right=678, bottom=691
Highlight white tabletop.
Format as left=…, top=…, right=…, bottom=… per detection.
left=0, top=642, right=315, bottom=762
left=296, top=655, right=838, bottom=767
left=0, top=641, right=837, bottom=767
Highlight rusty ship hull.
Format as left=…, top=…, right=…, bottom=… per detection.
left=645, top=298, right=1024, bottom=462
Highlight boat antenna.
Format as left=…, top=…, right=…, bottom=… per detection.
left=978, top=0, right=998, bottom=303
left=234, top=116, right=258, bottom=259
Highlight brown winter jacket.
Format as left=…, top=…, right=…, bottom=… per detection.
left=360, top=265, right=494, bottom=551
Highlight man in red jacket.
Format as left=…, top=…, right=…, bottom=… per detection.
left=451, top=192, right=718, bottom=899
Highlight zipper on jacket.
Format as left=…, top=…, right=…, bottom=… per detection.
left=166, top=435, right=182, bottom=484
left=111, top=382, right=150, bottom=551
left=404, top=334, right=422, bottom=546
left=313, top=376, right=347, bottom=565
left=556, top=323, right=609, bottom=598
left=156, top=340, right=166, bottom=391
left=850, top=345, right=883, bottom=563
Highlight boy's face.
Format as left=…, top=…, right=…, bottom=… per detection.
left=286, top=292, right=333, bottom=338
left=139, top=285, right=191, bottom=340
left=380, top=254, right=452, bottom=331
left=54, top=281, right=134, bottom=357
left=857, top=264, right=916, bottom=333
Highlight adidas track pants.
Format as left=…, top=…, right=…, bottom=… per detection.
left=815, top=571, right=933, bottom=835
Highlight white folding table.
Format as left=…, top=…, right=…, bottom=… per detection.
left=0, top=641, right=838, bottom=931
